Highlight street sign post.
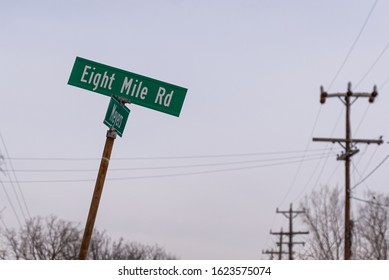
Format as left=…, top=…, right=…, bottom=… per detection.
left=68, top=57, right=187, bottom=117
left=69, top=56, right=188, bottom=260
left=103, top=97, right=130, bottom=137
left=78, top=128, right=116, bottom=260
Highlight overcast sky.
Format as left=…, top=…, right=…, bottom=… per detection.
left=1, top=0, right=389, bottom=259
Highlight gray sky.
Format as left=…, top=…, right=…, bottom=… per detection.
left=1, top=0, right=389, bottom=259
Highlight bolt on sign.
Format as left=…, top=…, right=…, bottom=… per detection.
left=103, top=97, right=130, bottom=137
left=68, top=57, right=188, bottom=117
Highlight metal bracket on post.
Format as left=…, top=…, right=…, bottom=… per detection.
left=107, top=128, right=117, bottom=139
left=116, top=96, right=131, bottom=106
left=337, top=148, right=360, bottom=161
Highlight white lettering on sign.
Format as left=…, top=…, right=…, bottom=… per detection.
left=155, top=87, right=174, bottom=107
left=120, top=77, right=148, bottom=100
left=109, top=104, right=123, bottom=128
left=80, top=65, right=115, bottom=91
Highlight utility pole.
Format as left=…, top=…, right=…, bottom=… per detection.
left=273, top=204, right=309, bottom=260
left=313, top=82, right=383, bottom=260
left=263, top=228, right=288, bottom=260
left=262, top=249, right=277, bottom=260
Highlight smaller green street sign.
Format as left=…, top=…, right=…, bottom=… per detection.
left=103, top=97, right=130, bottom=137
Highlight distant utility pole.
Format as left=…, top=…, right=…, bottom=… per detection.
left=313, top=82, right=383, bottom=260
left=262, top=249, right=277, bottom=260
left=271, top=204, right=309, bottom=260
left=263, top=228, right=288, bottom=260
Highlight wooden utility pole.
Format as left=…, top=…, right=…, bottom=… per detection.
left=78, top=128, right=117, bottom=260
left=277, top=228, right=286, bottom=260
left=313, top=82, right=383, bottom=260
left=273, top=204, right=308, bottom=260
left=263, top=228, right=288, bottom=260
left=262, top=249, right=277, bottom=260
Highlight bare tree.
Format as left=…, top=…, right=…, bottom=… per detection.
left=1, top=216, right=81, bottom=259
left=354, top=191, right=389, bottom=260
left=0, top=215, right=176, bottom=260
left=298, top=186, right=389, bottom=260
left=298, top=185, right=344, bottom=259
left=88, top=231, right=176, bottom=260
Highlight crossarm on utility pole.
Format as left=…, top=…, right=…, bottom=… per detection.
left=312, top=137, right=383, bottom=145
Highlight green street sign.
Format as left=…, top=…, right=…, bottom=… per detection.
left=103, top=97, right=130, bottom=137
left=68, top=57, right=187, bottom=117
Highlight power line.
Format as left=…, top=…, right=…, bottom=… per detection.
left=379, top=74, right=389, bottom=90
left=0, top=180, right=22, bottom=228
left=351, top=196, right=389, bottom=209
left=2, top=148, right=339, bottom=161
left=350, top=145, right=380, bottom=193
left=277, top=106, right=323, bottom=207
left=327, top=0, right=378, bottom=90
left=269, top=1, right=378, bottom=254
left=292, top=107, right=344, bottom=204
left=0, top=210, right=10, bottom=231
left=352, top=154, right=389, bottom=190
left=292, top=147, right=337, bottom=203
left=0, top=133, right=31, bottom=221
left=1, top=152, right=334, bottom=173
left=353, top=105, right=370, bottom=137
left=352, top=37, right=389, bottom=135
left=349, top=146, right=371, bottom=191
left=4, top=148, right=336, bottom=161
left=1, top=154, right=333, bottom=184
left=351, top=161, right=371, bottom=191
left=310, top=1, right=378, bottom=206
left=355, top=39, right=389, bottom=89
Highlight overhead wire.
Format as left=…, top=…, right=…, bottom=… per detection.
left=354, top=39, right=389, bottom=89
left=315, top=0, right=379, bottom=197
left=352, top=35, right=389, bottom=143
left=268, top=105, right=323, bottom=253
left=0, top=208, right=10, bottom=231
left=2, top=153, right=333, bottom=184
left=289, top=3, right=381, bottom=244
left=351, top=161, right=371, bottom=192
left=277, top=0, right=380, bottom=245
left=349, top=145, right=375, bottom=198
left=327, top=0, right=378, bottom=91
left=0, top=180, right=22, bottom=228
left=350, top=145, right=369, bottom=190
left=378, top=68, right=389, bottom=90
left=295, top=106, right=345, bottom=204
left=292, top=147, right=338, bottom=203
left=307, top=0, right=383, bottom=201
left=353, top=144, right=380, bottom=190
left=277, top=107, right=323, bottom=207
left=352, top=154, right=389, bottom=190
left=0, top=133, right=31, bottom=222
left=351, top=195, right=389, bottom=209
left=379, top=74, right=389, bottom=90
left=2, top=147, right=338, bottom=161
left=1, top=151, right=335, bottom=173
left=269, top=4, right=377, bottom=240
